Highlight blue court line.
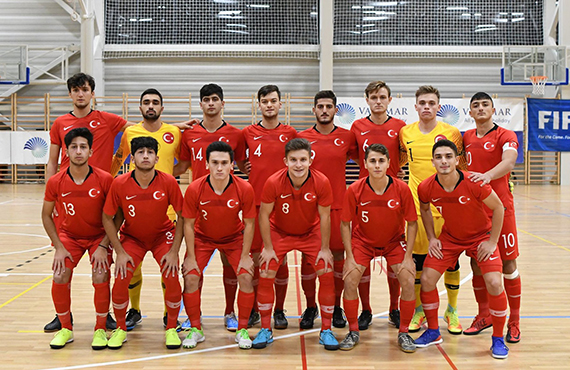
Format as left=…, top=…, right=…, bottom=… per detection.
left=531, top=205, right=570, bottom=218
left=164, top=314, right=570, bottom=320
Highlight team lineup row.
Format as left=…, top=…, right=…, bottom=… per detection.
left=42, top=74, right=521, bottom=360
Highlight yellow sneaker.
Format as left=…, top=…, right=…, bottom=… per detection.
left=408, top=310, right=425, bottom=333
left=108, top=329, right=127, bottom=349
left=166, top=327, right=182, bottom=349
left=444, top=307, right=463, bottom=335
left=91, top=329, right=108, bottom=350
left=50, top=328, right=73, bottom=349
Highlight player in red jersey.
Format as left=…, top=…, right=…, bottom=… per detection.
left=102, top=137, right=184, bottom=350
left=174, top=83, right=247, bottom=332
left=463, top=92, right=521, bottom=343
left=339, top=143, right=417, bottom=352
left=415, top=139, right=509, bottom=359
left=42, top=128, right=114, bottom=350
left=251, top=138, right=340, bottom=350
left=350, top=81, right=407, bottom=330
left=181, top=141, right=256, bottom=350
left=298, top=90, right=358, bottom=330
left=242, top=85, right=298, bottom=329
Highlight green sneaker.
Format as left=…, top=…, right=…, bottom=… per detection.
left=108, top=329, right=127, bottom=349
left=444, top=306, right=463, bottom=335
left=408, top=310, right=425, bottom=333
left=166, top=328, right=182, bottom=349
left=182, top=327, right=204, bottom=349
left=235, top=328, right=252, bottom=349
left=91, top=329, right=108, bottom=350
left=50, top=328, right=73, bottom=349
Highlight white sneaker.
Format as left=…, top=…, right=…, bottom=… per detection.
left=182, top=327, right=205, bottom=349
left=235, top=328, right=252, bottom=349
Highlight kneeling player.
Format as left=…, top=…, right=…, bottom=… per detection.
left=252, top=138, right=339, bottom=350
left=181, top=141, right=256, bottom=349
left=340, top=144, right=417, bottom=352
left=415, top=139, right=509, bottom=359
left=42, top=128, right=114, bottom=349
left=103, top=137, right=184, bottom=349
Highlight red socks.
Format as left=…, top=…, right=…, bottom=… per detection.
left=183, top=290, right=202, bottom=329
left=93, top=281, right=110, bottom=331
left=52, top=281, right=72, bottom=330
left=420, top=289, right=440, bottom=330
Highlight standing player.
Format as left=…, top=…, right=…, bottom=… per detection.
left=415, top=140, right=509, bottom=359
left=42, top=128, right=114, bottom=349
left=399, top=85, right=466, bottom=334
left=181, top=141, right=256, bottom=350
left=350, top=81, right=407, bottom=330
left=339, top=144, right=417, bottom=352
left=110, top=88, right=181, bottom=330
left=463, top=92, right=521, bottom=343
left=252, top=138, right=339, bottom=350
left=102, top=137, right=184, bottom=349
left=298, top=90, right=358, bottom=329
left=242, top=85, right=297, bottom=329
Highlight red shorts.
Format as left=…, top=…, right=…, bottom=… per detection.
left=497, top=213, right=519, bottom=261
left=330, top=209, right=343, bottom=252
left=59, top=231, right=113, bottom=270
left=186, top=237, right=249, bottom=276
left=424, top=234, right=503, bottom=275
left=251, top=205, right=262, bottom=254
left=120, top=227, right=177, bottom=269
left=265, top=228, right=322, bottom=271
left=352, top=238, right=407, bottom=268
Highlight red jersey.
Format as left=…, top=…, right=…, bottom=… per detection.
left=342, top=176, right=417, bottom=247
left=179, top=122, right=246, bottom=180
left=103, top=170, right=183, bottom=243
left=242, top=122, right=297, bottom=205
left=298, top=126, right=357, bottom=210
left=261, top=168, right=333, bottom=236
left=351, top=116, right=406, bottom=178
left=463, top=125, right=518, bottom=216
left=418, top=170, right=493, bottom=244
left=45, top=166, right=113, bottom=239
left=183, top=174, right=256, bottom=244
left=50, top=110, right=126, bottom=173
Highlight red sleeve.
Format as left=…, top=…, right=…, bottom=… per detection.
left=475, top=181, right=493, bottom=200
left=260, top=176, right=278, bottom=204
left=44, top=176, right=58, bottom=202
left=317, top=174, right=334, bottom=207
left=101, top=111, right=127, bottom=136
left=233, top=131, right=247, bottom=162
left=168, top=176, right=183, bottom=212
left=179, top=131, right=192, bottom=161
left=400, top=181, right=418, bottom=222
left=240, top=181, right=257, bottom=219
left=417, top=179, right=430, bottom=204
left=182, top=183, right=199, bottom=219
left=101, top=173, right=113, bottom=196
left=346, top=131, right=359, bottom=161
left=103, top=180, right=121, bottom=216
left=50, top=119, right=62, bottom=147
left=341, top=185, right=357, bottom=222
left=500, top=129, right=519, bottom=151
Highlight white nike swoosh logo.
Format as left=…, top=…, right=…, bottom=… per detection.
left=126, top=195, right=137, bottom=200
left=254, top=136, right=263, bottom=140
left=361, top=131, right=370, bottom=135
left=489, top=256, right=499, bottom=261
left=431, top=198, right=442, bottom=202
left=310, top=141, right=317, bottom=144
left=506, top=250, right=515, bottom=256
left=200, top=201, right=211, bottom=205
left=166, top=241, right=174, bottom=245
left=192, top=138, right=201, bottom=142
left=280, top=194, right=292, bottom=198
left=465, top=144, right=473, bottom=148
left=63, top=125, right=74, bottom=131
left=61, top=192, right=72, bottom=197
left=360, top=201, right=371, bottom=206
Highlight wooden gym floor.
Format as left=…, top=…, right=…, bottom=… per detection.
left=1, top=183, right=569, bottom=370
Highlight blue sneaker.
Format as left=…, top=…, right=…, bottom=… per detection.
left=414, top=328, right=443, bottom=347
left=252, top=328, right=273, bottom=349
left=319, top=329, right=340, bottom=351
left=490, top=336, right=509, bottom=359
left=224, top=313, right=238, bottom=332
left=181, top=319, right=191, bottom=331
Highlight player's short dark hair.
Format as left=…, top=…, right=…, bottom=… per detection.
left=364, top=143, right=390, bottom=160
left=206, top=141, right=234, bottom=162
left=365, top=81, right=391, bottom=98
left=285, top=138, right=311, bottom=157
left=140, top=88, right=163, bottom=105
left=64, top=127, right=93, bottom=148
left=200, top=83, right=224, bottom=101
left=314, top=90, right=337, bottom=106
left=432, top=139, right=458, bottom=156
left=416, top=85, right=440, bottom=101
left=470, top=92, right=494, bottom=106
left=131, top=136, right=159, bottom=156
left=257, top=85, right=281, bottom=101
left=67, top=73, right=95, bottom=93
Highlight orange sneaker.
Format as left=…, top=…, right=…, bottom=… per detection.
left=463, top=315, right=492, bottom=336
left=506, top=321, right=520, bottom=343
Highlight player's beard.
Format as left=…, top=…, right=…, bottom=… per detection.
left=317, top=115, right=334, bottom=125
left=143, top=110, right=161, bottom=122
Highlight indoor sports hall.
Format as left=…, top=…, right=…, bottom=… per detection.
left=1, top=1, right=569, bottom=369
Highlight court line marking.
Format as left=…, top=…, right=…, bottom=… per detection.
left=0, top=276, right=51, bottom=309
left=517, top=228, right=570, bottom=253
